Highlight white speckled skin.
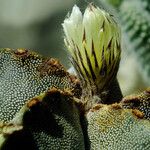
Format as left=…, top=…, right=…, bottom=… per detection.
left=0, top=48, right=84, bottom=150
left=27, top=91, right=85, bottom=150
left=86, top=105, right=150, bottom=150
left=0, top=49, right=73, bottom=122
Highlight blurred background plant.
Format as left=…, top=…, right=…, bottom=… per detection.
left=0, top=0, right=149, bottom=95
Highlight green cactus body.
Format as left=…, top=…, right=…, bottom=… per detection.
left=0, top=48, right=84, bottom=150
left=28, top=89, right=84, bottom=150
left=86, top=104, right=150, bottom=150
left=0, top=48, right=78, bottom=123
left=121, top=88, right=150, bottom=120
left=120, top=0, right=150, bottom=84
left=1, top=88, right=85, bottom=150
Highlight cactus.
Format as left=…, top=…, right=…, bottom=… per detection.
left=86, top=103, right=150, bottom=150
left=120, top=0, right=150, bottom=84
left=1, top=88, right=85, bottom=150
left=0, top=48, right=81, bottom=123
left=0, top=3, right=150, bottom=150
left=0, top=48, right=84, bottom=149
left=121, top=88, right=150, bottom=120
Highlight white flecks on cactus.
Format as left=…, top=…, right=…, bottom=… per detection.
left=86, top=104, right=150, bottom=150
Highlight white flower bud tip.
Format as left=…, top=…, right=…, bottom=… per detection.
left=62, top=3, right=121, bottom=93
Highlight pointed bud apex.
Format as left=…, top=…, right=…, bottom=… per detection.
left=62, top=4, right=121, bottom=96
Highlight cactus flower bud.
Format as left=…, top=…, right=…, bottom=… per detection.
left=62, top=4, right=121, bottom=100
